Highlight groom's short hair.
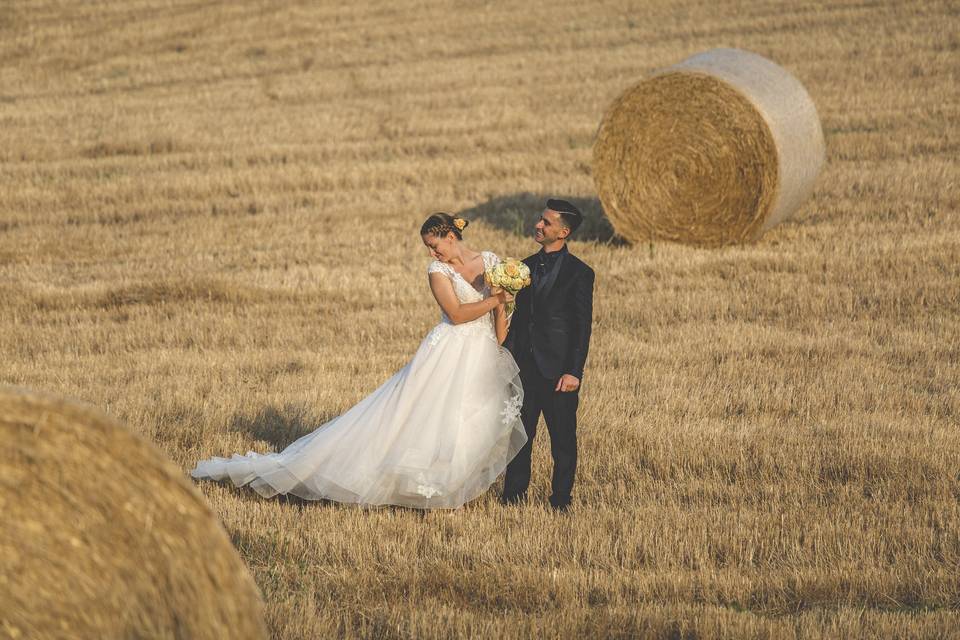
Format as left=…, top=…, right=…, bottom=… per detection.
left=546, top=198, right=583, bottom=234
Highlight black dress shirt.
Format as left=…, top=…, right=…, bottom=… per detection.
left=533, top=245, right=568, bottom=293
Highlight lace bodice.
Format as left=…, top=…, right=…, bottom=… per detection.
left=426, top=250, right=500, bottom=341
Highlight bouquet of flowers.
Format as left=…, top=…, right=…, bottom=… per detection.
left=485, top=258, right=531, bottom=316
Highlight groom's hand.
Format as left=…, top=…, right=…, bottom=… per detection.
left=555, top=374, right=580, bottom=393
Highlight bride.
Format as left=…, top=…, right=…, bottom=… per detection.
left=190, top=213, right=527, bottom=509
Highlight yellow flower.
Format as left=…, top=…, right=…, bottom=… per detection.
left=505, top=263, right=519, bottom=277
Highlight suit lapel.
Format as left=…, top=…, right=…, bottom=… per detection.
left=516, top=256, right=537, bottom=315
left=521, top=256, right=537, bottom=299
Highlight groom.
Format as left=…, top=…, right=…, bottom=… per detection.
left=502, top=199, right=595, bottom=511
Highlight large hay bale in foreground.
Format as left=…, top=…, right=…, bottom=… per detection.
left=0, top=387, right=267, bottom=639
left=593, top=48, right=826, bottom=246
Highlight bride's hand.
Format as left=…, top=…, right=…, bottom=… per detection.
left=491, top=287, right=514, bottom=305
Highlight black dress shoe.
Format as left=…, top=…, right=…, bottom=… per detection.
left=549, top=496, right=571, bottom=512
left=500, top=493, right=526, bottom=506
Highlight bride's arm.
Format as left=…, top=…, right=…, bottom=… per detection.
left=428, top=273, right=506, bottom=325
left=493, top=299, right=510, bottom=344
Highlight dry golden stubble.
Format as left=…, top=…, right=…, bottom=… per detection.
left=0, top=1, right=958, bottom=637
left=0, top=386, right=267, bottom=640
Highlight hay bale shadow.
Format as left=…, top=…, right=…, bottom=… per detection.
left=456, top=193, right=626, bottom=245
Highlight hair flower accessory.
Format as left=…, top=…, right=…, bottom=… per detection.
left=453, top=218, right=466, bottom=230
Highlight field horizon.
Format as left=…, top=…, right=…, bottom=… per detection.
left=2, top=0, right=959, bottom=638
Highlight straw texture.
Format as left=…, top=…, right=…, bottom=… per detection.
left=593, top=48, right=826, bottom=246
left=0, top=386, right=267, bottom=640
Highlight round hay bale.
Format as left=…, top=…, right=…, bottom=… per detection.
left=592, top=48, right=825, bottom=246
left=0, top=386, right=267, bottom=639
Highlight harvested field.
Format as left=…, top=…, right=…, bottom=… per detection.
left=1, top=0, right=958, bottom=637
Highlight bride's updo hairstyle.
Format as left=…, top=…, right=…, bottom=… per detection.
left=420, top=212, right=469, bottom=240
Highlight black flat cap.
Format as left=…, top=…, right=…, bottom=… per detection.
left=546, top=198, right=582, bottom=218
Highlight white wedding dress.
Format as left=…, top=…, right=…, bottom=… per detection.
left=190, top=251, right=527, bottom=509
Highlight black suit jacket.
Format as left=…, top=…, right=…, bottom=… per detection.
left=504, top=246, right=595, bottom=380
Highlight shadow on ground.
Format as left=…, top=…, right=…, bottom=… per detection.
left=230, top=404, right=338, bottom=451
left=456, top=192, right=625, bottom=245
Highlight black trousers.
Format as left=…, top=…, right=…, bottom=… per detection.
left=502, top=351, right=579, bottom=507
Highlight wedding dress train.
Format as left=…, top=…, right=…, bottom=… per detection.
left=190, top=251, right=527, bottom=509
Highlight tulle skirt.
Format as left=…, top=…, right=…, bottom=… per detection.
left=191, top=321, right=527, bottom=509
